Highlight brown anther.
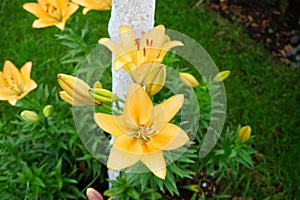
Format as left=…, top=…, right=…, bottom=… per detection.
left=135, top=38, right=140, bottom=50
left=143, top=48, right=146, bottom=57
left=146, top=38, right=149, bottom=46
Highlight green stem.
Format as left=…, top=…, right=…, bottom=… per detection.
left=117, top=97, right=125, bottom=104
left=102, top=104, right=123, bottom=115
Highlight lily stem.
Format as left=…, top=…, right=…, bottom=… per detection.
left=102, top=103, right=123, bottom=115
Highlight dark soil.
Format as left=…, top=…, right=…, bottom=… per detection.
left=208, top=0, right=300, bottom=70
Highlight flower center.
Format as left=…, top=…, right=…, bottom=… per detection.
left=134, top=36, right=154, bottom=57
left=43, top=3, right=62, bottom=21
left=131, top=123, right=156, bottom=143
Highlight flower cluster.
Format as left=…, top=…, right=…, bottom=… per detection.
left=23, top=0, right=112, bottom=30
left=57, top=25, right=190, bottom=179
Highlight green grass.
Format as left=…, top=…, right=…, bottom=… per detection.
left=1, top=0, right=300, bottom=199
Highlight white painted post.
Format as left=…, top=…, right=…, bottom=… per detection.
left=107, top=0, right=156, bottom=182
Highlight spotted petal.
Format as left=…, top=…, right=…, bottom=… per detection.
left=3, top=60, right=22, bottom=88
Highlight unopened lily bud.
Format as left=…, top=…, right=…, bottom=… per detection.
left=89, top=88, right=118, bottom=102
left=21, top=110, right=40, bottom=123
left=43, top=105, right=54, bottom=118
left=86, top=188, right=103, bottom=200
left=93, top=81, right=103, bottom=89
left=181, top=184, right=201, bottom=192
left=145, top=65, right=166, bottom=96
left=213, top=70, right=231, bottom=82
left=238, top=125, right=251, bottom=142
left=179, top=72, right=200, bottom=87
left=57, top=74, right=101, bottom=106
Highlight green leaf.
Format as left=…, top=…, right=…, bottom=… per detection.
left=23, top=162, right=33, bottom=181
left=32, top=177, right=46, bottom=188
left=126, top=188, right=140, bottom=199
left=56, top=176, right=63, bottom=190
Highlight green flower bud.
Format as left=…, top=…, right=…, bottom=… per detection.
left=43, top=105, right=54, bottom=118
left=21, top=110, right=40, bottom=123
left=89, top=88, right=118, bottom=103
left=213, top=70, right=231, bottom=82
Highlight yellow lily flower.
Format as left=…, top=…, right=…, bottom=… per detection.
left=57, top=74, right=102, bottom=106
left=23, top=0, right=79, bottom=30
left=0, top=60, right=37, bottom=106
left=98, top=25, right=183, bottom=84
left=72, top=0, right=111, bottom=15
left=94, top=83, right=189, bottom=179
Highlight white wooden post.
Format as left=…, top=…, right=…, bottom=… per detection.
left=108, top=0, right=156, bottom=182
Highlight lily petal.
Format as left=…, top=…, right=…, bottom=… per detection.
left=144, top=25, right=165, bottom=48
left=154, top=94, right=184, bottom=123
left=20, top=62, right=32, bottom=82
left=62, top=2, right=79, bottom=22
left=8, top=99, right=18, bottom=106
left=3, top=60, right=22, bottom=87
left=55, top=22, right=66, bottom=30
left=150, top=123, right=189, bottom=150
left=0, top=87, right=17, bottom=100
left=113, top=134, right=143, bottom=154
left=98, top=38, right=124, bottom=57
left=119, top=26, right=137, bottom=52
left=32, top=18, right=58, bottom=28
left=56, top=0, right=68, bottom=10
left=82, top=7, right=91, bottom=15
left=23, top=3, right=48, bottom=18
left=94, top=113, right=125, bottom=137
left=59, top=91, right=85, bottom=106
left=0, top=72, right=7, bottom=86
left=107, top=145, right=141, bottom=170
left=22, top=79, right=38, bottom=97
left=123, top=83, right=153, bottom=126
left=140, top=151, right=166, bottom=179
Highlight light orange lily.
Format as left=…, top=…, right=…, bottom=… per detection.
left=99, top=25, right=183, bottom=84
left=23, top=0, right=79, bottom=30
left=57, top=74, right=102, bottom=106
left=0, top=60, right=37, bottom=106
left=72, top=0, right=111, bottom=15
left=94, top=83, right=189, bottom=179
